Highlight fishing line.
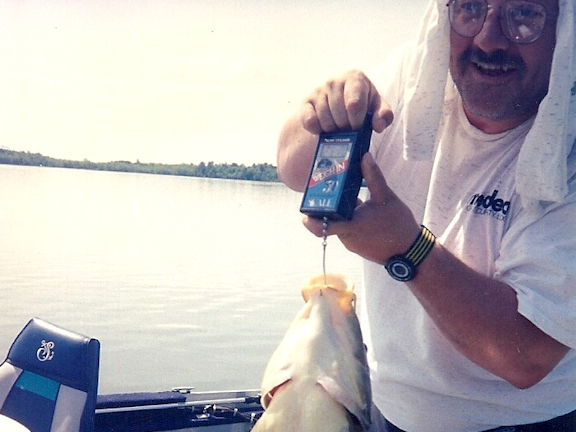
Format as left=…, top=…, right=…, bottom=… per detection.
left=322, top=217, right=329, bottom=285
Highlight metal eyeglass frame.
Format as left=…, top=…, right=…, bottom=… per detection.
left=446, top=0, right=553, bottom=44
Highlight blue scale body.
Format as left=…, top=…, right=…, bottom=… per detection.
left=300, top=114, right=373, bottom=220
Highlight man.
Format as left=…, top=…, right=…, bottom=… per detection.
left=277, top=0, right=576, bottom=431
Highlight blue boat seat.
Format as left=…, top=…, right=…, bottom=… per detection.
left=0, top=318, right=100, bottom=432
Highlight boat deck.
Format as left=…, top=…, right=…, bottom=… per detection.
left=95, top=389, right=263, bottom=432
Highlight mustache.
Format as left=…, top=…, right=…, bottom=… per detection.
left=459, top=48, right=526, bottom=72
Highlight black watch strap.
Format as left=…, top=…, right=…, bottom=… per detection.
left=385, top=225, right=435, bottom=282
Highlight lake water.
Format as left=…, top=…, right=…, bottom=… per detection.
left=0, top=164, right=364, bottom=394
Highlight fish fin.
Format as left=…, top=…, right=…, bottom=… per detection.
left=261, top=378, right=291, bottom=409
left=318, top=377, right=372, bottom=431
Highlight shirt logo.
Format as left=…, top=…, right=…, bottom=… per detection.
left=466, top=189, right=511, bottom=221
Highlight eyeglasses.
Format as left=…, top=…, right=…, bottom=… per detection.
left=447, top=0, right=552, bottom=44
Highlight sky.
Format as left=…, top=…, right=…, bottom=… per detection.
left=0, top=0, right=429, bottom=165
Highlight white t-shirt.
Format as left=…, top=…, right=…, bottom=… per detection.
left=362, top=56, right=576, bottom=432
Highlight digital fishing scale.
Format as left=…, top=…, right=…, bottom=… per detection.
left=300, top=113, right=373, bottom=221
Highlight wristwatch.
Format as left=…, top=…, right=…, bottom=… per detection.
left=385, top=225, right=435, bottom=282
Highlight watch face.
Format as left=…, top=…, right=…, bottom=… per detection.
left=386, top=256, right=415, bottom=282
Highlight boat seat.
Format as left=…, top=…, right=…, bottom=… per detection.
left=0, top=318, right=100, bottom=432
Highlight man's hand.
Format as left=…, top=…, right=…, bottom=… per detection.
left=300, top=70, right=393, bottom=135
left=277, top=70, right=393, bottom=192
left=303, top=152, right=420, bottom=264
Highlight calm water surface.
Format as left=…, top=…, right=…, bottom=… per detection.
left=0, top=164, right=364, bottom=394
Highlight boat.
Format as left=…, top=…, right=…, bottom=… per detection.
left=94, top=388, right=264, bottom=432
left=0, top=318, right=264, bottom=432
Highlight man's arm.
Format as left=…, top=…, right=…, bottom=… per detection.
left=303, top=154, right=570, bottom=389
left=412, top=237, right=570, bottom=390
left=276, top=114, right=318, bottom=192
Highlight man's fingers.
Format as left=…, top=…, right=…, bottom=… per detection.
left=301, top=71, right=391, bottom=135
left=300, top=101, right=322, bottom=135
left=372, top=98, right=394, bottom=133
left=344, top=76, right=393, bottom=133
left=302, top=215, right=339, bottom=237
left=343, top=75, right=371, bottom=130
left=326, top=79, right=350, bottom=130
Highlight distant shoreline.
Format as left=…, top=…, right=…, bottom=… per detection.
left=0, top=148, right=279, bottom=183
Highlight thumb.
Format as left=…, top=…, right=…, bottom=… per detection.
left=361, top=152, right=389, bottom=205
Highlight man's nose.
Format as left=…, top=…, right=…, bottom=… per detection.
left=473, top=7, right=511, bottom=52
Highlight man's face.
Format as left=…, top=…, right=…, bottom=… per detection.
left=449, top=0, right=559, bottom=132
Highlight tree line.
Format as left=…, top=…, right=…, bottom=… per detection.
left=0, top=148, right=279, bottom=182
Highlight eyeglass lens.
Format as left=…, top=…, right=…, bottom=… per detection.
left=448, top=0, right=548, bottom=44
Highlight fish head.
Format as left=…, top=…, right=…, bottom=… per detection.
left=256, top=273, right=372, bottom=432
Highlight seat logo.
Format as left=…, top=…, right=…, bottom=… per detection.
left=37, top=340, right=55, bottom=362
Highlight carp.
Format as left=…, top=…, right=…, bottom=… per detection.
left=253, top=274, right=372, bottom=432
